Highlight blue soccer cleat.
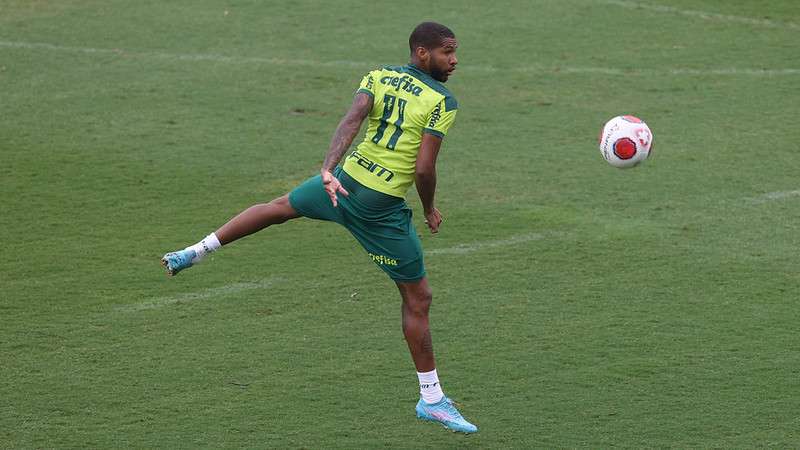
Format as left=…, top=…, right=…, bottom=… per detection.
left=161, top=249, right=196, bottom=276
left=416, top=397, right=478, bottom=434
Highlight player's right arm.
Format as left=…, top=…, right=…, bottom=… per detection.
left=416, top=96, right=458, bottom=233
left=320, top=91, right=372, bottom=207
left=416, top=133, right=443, bottom=233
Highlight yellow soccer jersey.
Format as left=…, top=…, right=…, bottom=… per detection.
left=341, top=64, right=458, bottom=198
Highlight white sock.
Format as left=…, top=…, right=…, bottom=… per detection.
left=185, top=233, right=221, bottom=263
left=417, top=369, right=444, bottom=404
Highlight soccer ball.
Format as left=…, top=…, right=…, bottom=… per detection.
left=598, top=115, right=653, bottom=169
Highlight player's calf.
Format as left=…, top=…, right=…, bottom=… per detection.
left=215, top=194, right=299, bottom=244
left=160, top=195, right=299, bottom=277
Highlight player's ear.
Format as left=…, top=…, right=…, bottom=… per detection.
left=414, top=46, right=430, bottom=63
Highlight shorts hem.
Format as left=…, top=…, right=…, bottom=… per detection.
left=389, top=271, right=427, bottom=283
left=287, top=190, right=312, bottom=218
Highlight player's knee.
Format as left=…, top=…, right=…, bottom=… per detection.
left=406, top=287, right=432, bottom=316
left=420, top=287, right=432, bottom=306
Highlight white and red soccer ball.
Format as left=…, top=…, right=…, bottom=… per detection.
left=598, top=115, right=653, bottom=169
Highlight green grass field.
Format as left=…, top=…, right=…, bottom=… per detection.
left=2, top=0, right=799, bottom=447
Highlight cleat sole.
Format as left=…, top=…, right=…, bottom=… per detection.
left=161, top=257, right=176, bottom=276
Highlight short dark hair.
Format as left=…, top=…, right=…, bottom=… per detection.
left=409, top=22, right=455, bottom=54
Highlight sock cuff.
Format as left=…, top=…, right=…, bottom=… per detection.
left=417, top=369, right=444, bottom=404
left=202, top=233, right=222, bottom=252
left=417, top=369, right=439, bottom=385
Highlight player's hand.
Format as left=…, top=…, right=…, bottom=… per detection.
left=321, top=169, right=349, bottom=207
left=424, top=207, right=443, bottom=234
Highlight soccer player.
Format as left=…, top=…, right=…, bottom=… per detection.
left=161, top=22, right=477, bottom=433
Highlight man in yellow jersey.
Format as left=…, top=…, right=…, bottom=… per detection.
left=161, top=22, right=477, bottom=433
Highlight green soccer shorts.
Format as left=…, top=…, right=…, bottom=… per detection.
left=288, top=167, right=425, bottom=282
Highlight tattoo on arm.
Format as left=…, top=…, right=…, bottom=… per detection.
left=322, top=121, right=359, bottom=171
left=321, top=93, right=371, bottom=172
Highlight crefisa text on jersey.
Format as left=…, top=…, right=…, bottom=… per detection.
left=381, top=75, right=423, bottom=96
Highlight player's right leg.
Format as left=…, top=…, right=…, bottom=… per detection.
left=327, top=172, right=478, bottom=433
left=161, top=194, right=300, bottom=276
left=397, top=279, right=478, bottom=434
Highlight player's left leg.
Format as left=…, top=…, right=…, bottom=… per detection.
left=161, top=194, right=300, bottom=276
left=397, top=278, right=478, bottom=433
left=214, top=194, right=300, bottom=245
left=162, top=168, right=354, bottom=275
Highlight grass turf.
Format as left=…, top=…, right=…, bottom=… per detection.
left=2, top=0, right=799, bottom=447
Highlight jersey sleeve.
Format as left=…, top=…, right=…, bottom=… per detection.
left=423, top=96, right=458, bottom=139
left=355, top=70, right=379, bottom=98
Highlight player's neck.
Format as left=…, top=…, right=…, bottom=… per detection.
left=408, top=60, right=431, bottom=76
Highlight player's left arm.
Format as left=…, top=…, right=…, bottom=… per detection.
left=320, top=92, right=373, bottom=207
left=416, top=133, right=443, bottom=234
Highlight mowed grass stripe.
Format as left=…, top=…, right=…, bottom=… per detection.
left=595, top=0, right=800, bottom=30
left=2, top=39, right=799, bottom=77
left=115, top=277, right=284, bottom=312
left=746, top=190, right=800, bottom=205
left=427, top=232, right=558, bottom=255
